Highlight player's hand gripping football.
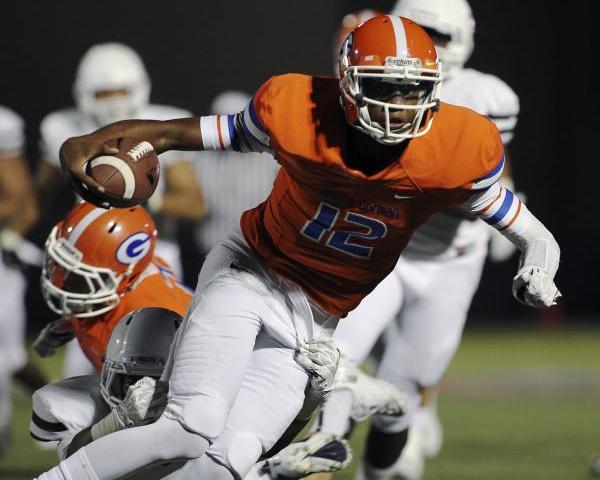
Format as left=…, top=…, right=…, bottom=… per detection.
left=512, top=265, right=561, bottom=308
left=33, top=319, right=75, bottom=357
left=59, top=134, right=119, bottom=208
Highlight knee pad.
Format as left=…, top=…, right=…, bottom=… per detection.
left=204, top=432, right=263, bottom=479
left=152, top=416, right=210, bottom=460
left=225, top=432, right=263, bottom=478
left=166, top=391, right=229, bottom=441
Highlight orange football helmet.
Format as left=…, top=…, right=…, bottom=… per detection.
left=41, top=202, right=157, bottom=318
left=333, top=10, right=384, bottom=71
left=338, top=15, right=443, bottom=144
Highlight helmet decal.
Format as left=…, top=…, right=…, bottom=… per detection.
left=116, top=232, right=152, bottom=264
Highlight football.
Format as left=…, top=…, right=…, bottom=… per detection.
left=86, top=137, right=160, bottom=208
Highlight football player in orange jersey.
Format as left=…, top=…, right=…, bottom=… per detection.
left=33, top=201, right=192, bottom=372
left=37, top=15, right=560, bottom=480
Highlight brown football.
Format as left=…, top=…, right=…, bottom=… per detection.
left=86, top=137, right=160, bottom=208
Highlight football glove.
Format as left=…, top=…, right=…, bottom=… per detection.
left=512, top=265, right=561, bottom=308
left=264, top=432, right=352, bottom=479
left=33, top=320, right=75, bottom=357
left=91, top=377, right=167, bottom=440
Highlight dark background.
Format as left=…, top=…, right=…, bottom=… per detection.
left=1, top=0, right=597, bottom=326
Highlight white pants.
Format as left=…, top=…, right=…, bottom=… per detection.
left=165, top=229, right=338, bottom=477
left=333, top=241, right=487, bottom=432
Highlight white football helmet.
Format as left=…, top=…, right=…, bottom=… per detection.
left=100, top=307, right=181, bottom=408
left=392, top=0, right=475, bottom=79
left=73, top=43, right=151, bottom=126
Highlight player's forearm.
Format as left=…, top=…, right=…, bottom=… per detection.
left=65, top=427, right=94, bottom=458
left=62, top=117, right=203, bottom=159
left=465, top=183, right=560, bottom=275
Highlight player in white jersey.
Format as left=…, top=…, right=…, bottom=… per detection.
left=304, top=2, right=521, bottom=479
left=0, top=105, right=46, bottom=456
left=194, top=91, right=279, bottom=254
left=30, top=307, right=183, bottom=479
left=38, top=43, right=205, bottom=377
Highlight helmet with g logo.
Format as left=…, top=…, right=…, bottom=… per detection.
left=41, top=202, right=157, bottom=318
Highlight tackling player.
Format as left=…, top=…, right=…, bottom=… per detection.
left=33, top=201, right=192, bottom=372
left=30, top=308, right=180, bottom=461
left=37, top=15, right=560, bottom=480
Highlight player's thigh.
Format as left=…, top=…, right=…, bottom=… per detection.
left=333, top=270, right=403, bottom=364
left=165, top=279, right=265, bottom=440
left=383, top=250, right=486, bottom=386
left=203, top=333, right=309, bottom=478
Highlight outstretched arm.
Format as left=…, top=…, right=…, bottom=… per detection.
left=59, top=118, right=202, bottom=204
left=463, top=181, right=561, bottom=307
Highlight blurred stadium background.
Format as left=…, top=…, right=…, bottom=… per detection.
left=0, top=0, right=598, bottom=478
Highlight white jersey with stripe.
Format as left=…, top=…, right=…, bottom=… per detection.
left=194, top=150, right=278, bottom=252
left=40, top=104, right=196, bottom=196
left=403, top=68, right=520, bottom=258
left=0, top=105, right=24, bottom=156
left=30, top=375, right=108, bottom=459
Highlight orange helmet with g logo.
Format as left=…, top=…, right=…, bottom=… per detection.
left=338, top=15, right=443, bottom=144
left=41, top=202, right=157, bottom=318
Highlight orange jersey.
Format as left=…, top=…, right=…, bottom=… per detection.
left=240, top=74, right=503, bottom=315
left=70, top=257, right=192, bottom=371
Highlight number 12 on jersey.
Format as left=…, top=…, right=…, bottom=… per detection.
left=301, top=202, right=387, bottom=259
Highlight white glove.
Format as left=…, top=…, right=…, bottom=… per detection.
left=512, top=265, right=561, bottom=307
left=295, top=337, right=340, bottom=393
left=33, top=321, right=75, bottom=357
left=295, top=337, right=340, bottom=421
left=91, top=377, right=167, bottom=440
left=115, top=376, right=168, bottom=427
left=264, top=432, right=352, bottom=479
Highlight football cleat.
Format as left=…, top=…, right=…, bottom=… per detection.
left=264, top=432, right=352, bottom=479
left=333, top=355, right=408, bottom=421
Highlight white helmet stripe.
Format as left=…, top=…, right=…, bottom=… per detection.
left=69, top=206, right=106, bottom=245
left=388, top=15, right=408, bottom=57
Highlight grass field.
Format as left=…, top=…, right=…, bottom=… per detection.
left=1, top=326, right=599, bottom=480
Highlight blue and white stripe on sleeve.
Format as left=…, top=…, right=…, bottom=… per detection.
left=199, top=99, right=271, bottom=154
left=469, top=182, right=523, bottom=232
left=240, top=98, right=270, bottom=150
left=471, top=154, right=505, bottom=191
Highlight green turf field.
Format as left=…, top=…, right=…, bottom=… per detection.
left=1, top=326, right=599, bottom=480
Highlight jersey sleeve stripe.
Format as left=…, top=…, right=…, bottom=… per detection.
left=471, top=154, right=505, bottom=190
left=215, top=115, right=225, bottom=150
left=485, top=189, right=514, bottom=225
left=241, top=101, right=270, bottom=148
left=31, top=412, right=68, bottom=432
left=475, top=188, right=522, bottom=229
left=248, top=98, right=268, bottom=134
left=30, top=429, right=58, bottom=442
left=498, top=198, right=522, bottom=231
left=227, top=114, right=239, bottom=151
